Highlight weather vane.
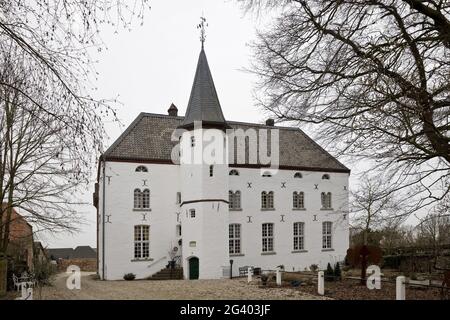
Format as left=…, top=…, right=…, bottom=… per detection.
left=197, top=15, right=208, bottom=49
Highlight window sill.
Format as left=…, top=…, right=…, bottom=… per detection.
left=291, top=250, right=308, bottom=254
left=261, top=251, right=276, bottom=256
left=321, top=248, right=334, bottom=252
left=229, top=208, right=243, bottom=212
left=133, top=208, right=152, bottom=212
left=292, top=208, right=306, bottom=211
left=230, top=253, right=245, bottom=257
left=320, top=208, right=333, bottom=211
left=261, top=208, right=275, bottom=211
left=131, top=258, right=154, bottom=262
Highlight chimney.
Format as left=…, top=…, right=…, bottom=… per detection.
left=168, top=103, right=178, bottom=117
left=266, top=118, right=275, bottom=126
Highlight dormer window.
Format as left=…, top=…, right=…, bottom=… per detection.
left=294, top=172, right=303, bottom=179
left=229, top=170, right=239, bottom=176
left=136, top=166, right=148, bottom=173
left=322, top=174, right=330, bottom=180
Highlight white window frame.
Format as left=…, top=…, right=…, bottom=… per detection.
left=262, top=223, right=274, bottom=252
left=293, top=222, right=305, bottom=250
left=190, top=209, right=196, bottom=218
left=322, top=222, right=332, bottom=249
left=293, top=191, right=305, bottom=209
left=261, top=191, right=274, bottom=209
left=134, top=225, right=150, bottom=259
left=229, top=190, right=241, bottom=210
left=229, top=224, right=241, bottom=255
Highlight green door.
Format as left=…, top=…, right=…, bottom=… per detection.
left=189, top=257, right=199, bottom=280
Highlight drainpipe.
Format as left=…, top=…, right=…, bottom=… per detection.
left=101, top=157, right=106, bottom=280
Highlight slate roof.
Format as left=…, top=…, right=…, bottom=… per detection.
left=180, top=49, right=228, bottom=129
left=103, top=113, right=350, bottom=173
left=48, top=246, right=97, bottom=260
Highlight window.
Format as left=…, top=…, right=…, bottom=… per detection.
left=190, top=209, right=196, bottom=218
left=322, top=174, right=330, bottom=180
left=209, top=165, right=214, bottom=177
left=229, top=191, right=241, bottom=210
left=229, top=170, right=239, bottom=176
left=142, top=189, right=150, bottom=208
left=294, top=172, right=303, bottom=179
left=322, top=222, right=332, bottom=249
left=135, top=166, right=148, bottom=172
left=134, top=189, right=150, bottom=209
left=229, top=224, right=241, bottom=254
left=261, top=191, right=274, bottom=209
left=262, top=171, right=272, bottom=177
left=321, top=192, right=332, bottom=209
left=262, top=223, right=274, bottom=252
left=134, top=225, right=150, bottom=259
left=191, top=136, right=195, bottom=147
left=176, top=224, right=182, bottom=237
left=293, top=191, right=305, bottom=209
left=176, top=192, right=182, bottom=204
left=293, top=222, right=305, bottom=250
left=134, top=189, right=142, bottom=209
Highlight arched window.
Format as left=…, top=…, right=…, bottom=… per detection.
left=322, top=174, right=330, bottom=180
left=262, top=171, right=272, bottom=177
left=134, top=189, right=142, bottom=209
left=134, top=189, right=150, bottom=210
left=229, top=191, right=241, bottom=210
left=142, top=189, right=150, bottom=209
left=321, top=192, right=332, bottom=209
left=262, top=191, right=274, bottom=209
left=294, top=172, right=303, bottom=179
left=293, top=191, right=305, bottom=209
left=229, top=169, right=239, bottom=176
left=135, top=166, right=148, bottom=172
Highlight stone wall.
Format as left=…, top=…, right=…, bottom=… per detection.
left=57, top=259, right=97, bottom=272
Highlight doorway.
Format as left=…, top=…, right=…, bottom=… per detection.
left=188, top=257, right=199, bottom=280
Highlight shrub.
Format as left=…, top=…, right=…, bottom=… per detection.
left=123, top=273, right=136, bottom=281
left=325, top=263, right=335, bottom=281
left=260, top=274, right=269, bottom=286
left=309, top=264, right=319, bottom=272
left=334, top=262, right=342, bottom=281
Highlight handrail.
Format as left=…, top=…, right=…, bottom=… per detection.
left=147, top=256, right=167, bottom=269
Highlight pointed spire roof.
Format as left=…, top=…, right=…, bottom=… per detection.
left=179, top=48, right=229, bottom=130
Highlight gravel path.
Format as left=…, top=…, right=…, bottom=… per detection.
left=38, top=272, right=326, bottom=300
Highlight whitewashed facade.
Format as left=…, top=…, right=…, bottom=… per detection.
left=95, top=48, right=350, bottom=280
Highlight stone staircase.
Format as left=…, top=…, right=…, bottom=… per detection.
left=148, top=267, right=184, bottom=280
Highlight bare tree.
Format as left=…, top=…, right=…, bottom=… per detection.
left=240, top=0, right=450, bottom=211
left=0, top=45, right=86, bottom=254
left=0, top=0, right=150, bottom=254
left=351, top=175, right=407, bottom=245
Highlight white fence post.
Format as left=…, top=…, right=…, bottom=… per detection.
left=247, top=267, right=253, bottom=283
left=318, top=271, right=325, bottom=296
left=396, top=276, right=406, bottom=300
left=26, top=287, right=33, bottom=300
left=276, top=268, right=282, bottom=286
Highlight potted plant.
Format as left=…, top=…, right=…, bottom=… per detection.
left=123, top=273, right=136, bottom=281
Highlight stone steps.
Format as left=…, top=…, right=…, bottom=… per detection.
left=148, top=268, right=184, bottom=280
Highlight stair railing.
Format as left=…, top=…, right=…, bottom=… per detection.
left=147, top=256, right=167, bottom=269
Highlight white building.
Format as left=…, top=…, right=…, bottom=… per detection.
left=94, top=46, right=350, bottom=281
